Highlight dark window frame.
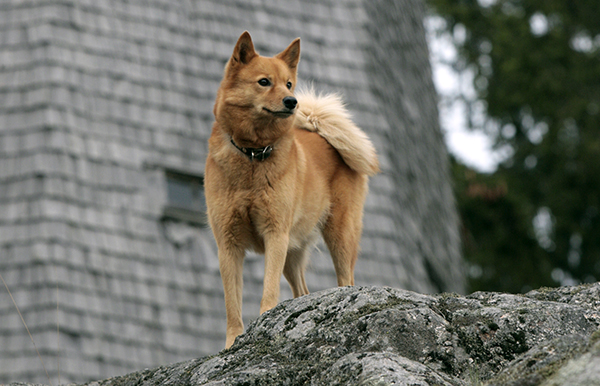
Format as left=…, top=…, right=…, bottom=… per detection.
left=162, top=169, right=207, bottom=227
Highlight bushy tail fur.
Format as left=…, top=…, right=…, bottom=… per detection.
left=294, top=89, right=380, bottom=176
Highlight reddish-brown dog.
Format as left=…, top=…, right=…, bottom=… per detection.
left=205, top=31, right=379, bottom=348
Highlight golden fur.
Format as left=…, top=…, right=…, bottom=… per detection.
left=204, top=31, right=379, bottom=348
left=294, top=89, right=379, bottom=176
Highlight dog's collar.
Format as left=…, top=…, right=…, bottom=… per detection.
left=230, top=138, right=273, bottom=161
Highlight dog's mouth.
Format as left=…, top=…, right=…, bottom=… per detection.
left=263, top=107, right=294, bottom=118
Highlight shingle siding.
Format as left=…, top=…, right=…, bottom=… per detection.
left=0, top=0, right=464, bottom=384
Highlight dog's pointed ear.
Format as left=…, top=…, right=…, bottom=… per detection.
left=232, top=31, right=257, bottom=65
left=276, top=38, right=301, bottom=69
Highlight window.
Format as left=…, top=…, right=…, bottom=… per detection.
left=162, top=170, right=207, bottom=226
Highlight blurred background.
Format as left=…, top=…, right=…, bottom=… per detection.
left=427, top=0, right=600, bottom=294
left=0, top=0, right=598, bottom=384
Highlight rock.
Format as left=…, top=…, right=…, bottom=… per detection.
left=486, top=335, right=597, bottom=386
left=13, top=284, right=600, bottom=386
left=540, top=338, right=600, bottom=386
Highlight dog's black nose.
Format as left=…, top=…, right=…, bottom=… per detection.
left=283, top=96, right=297, bottom=110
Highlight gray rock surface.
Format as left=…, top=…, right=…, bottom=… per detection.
left=19, top=283, right=594, bottom=386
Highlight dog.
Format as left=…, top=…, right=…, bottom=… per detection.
left=204, top=31, right=379, bottom=348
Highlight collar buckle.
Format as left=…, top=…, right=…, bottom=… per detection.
left=231, top=139, right=273, bottom=161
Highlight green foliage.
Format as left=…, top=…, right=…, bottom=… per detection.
left=451, top=156, right=555, bottom=292
left=429, top=0, right=600, bottom=292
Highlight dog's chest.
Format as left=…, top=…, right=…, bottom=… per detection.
left=244, top=187, right=329, bottom=251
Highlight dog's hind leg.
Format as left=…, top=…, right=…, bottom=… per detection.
left=322, top=219, right=360, bottom=287
left=322, top=175, right=368, bottom=287
left=218, top=246, right=245, bottom=349
left=283, top=246, right=310, bottom=298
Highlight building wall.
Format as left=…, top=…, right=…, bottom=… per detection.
left=0, top=0, right=464, bottom=384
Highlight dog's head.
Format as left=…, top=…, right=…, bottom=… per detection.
left=214, top=32, right=300, bottom=134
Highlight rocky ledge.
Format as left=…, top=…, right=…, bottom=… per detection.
left=27, top=284, right=600, bottom=385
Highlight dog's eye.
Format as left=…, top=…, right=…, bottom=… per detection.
left=286, top=82, right=292, bottom=90
left=258, top=78, right=271, bottom=87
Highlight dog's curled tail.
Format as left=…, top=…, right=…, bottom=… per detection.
left=295, top=89, right=380, bottom=176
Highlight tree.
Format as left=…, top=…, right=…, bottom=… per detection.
left=428, top=0, right=600, bottom=292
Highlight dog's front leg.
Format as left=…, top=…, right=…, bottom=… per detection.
left=218, top=245, right=245, bottom=349
left=260, top=232, right=290, bottom=314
